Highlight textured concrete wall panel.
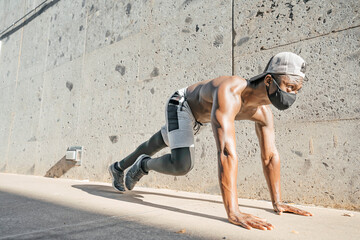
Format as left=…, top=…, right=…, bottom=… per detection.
left=234, top=0, right=360, bottom=56
left=233, top=0, right=360, bottom=210
left=5, top=73, right=44, bottom=174
left=84, top=0, right=147, bottom=54
left=0, top=30, right=22, bottom=89
left=45, top=0, right=87, bottom=71
left=0, top=85, right=14, bottom=172
left=0, top=1, right=25, bottom=29
left=35, top=58, right=83, bottom=175
left=278, top=120, right=360, bottom=209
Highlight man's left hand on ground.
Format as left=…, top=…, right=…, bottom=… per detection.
left=273, top=202, right=313, bottom=216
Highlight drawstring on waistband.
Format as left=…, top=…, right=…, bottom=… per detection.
left=193, top=120, right=203, bottom=134
left=180, top=94, right=187, bottom=111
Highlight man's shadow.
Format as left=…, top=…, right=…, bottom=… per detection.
left=72, top=184, right=275, bottom=223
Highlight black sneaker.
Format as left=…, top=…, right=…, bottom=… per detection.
left=125, top=154, right=149, bottom=190
left=108, top=163, right=125, bottom=192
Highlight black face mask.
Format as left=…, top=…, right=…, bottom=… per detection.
left=266, top=76, right=296, bottom=110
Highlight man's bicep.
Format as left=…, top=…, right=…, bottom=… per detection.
left=211, top=88, right=240, bottom=155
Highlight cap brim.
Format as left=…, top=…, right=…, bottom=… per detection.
left=247, top=72, right=268, bottom=83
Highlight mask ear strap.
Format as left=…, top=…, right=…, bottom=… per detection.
left=271, top=75, right=286, bottom=94
left=270, top=74, right=280, bottom=88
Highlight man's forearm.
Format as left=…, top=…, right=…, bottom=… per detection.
left=218, top=152, right=239, bottom=214
left=262, top=154, right=281, bottom=205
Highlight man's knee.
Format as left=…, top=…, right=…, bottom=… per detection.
left=148, top=131, right=167, bottom=149
left=170, top=147, right=194, bottom=176
left=141, top=131, right=166, bottom=153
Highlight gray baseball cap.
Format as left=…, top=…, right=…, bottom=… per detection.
left=248, top=52, right=307, bottom=82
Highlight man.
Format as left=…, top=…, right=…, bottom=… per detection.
left=109, top=52, right=313, bottom=230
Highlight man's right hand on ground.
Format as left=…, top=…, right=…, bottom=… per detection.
left=228, top=211, right=274, bottom=230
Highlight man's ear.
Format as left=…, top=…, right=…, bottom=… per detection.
left=264, top=74, right=272, bottom=87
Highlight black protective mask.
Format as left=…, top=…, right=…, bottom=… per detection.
left=266, top=76, right=296, bottom=110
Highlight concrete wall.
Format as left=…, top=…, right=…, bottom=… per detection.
left=0, top=0, right=359, bottom=210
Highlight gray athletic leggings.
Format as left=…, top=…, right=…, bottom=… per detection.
left=118, top=130, right=195, bottom=176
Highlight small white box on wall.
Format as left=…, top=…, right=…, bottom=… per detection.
left=66, top=146, right=83, bottom=166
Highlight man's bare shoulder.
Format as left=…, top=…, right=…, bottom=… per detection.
left=187, top=75, right=246, bottom=92
left=186, top=76, right=248, bottom=123
left=211, top=75, right=247, bottom=87
left=206, top=76, right=248, bottom=100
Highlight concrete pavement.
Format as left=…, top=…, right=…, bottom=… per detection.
left=0, top=173, right=359, bottom=240
left=0, top=191, right=197, bottom=240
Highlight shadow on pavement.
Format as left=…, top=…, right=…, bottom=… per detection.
left=72, top=184, right=228, bottom=223
left=72, top=184, right=275, bottom=222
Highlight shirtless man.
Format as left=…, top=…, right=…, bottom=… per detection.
left=109, top=52, right=313, bottom=230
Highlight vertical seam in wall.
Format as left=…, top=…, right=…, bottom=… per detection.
left=231, top=0, right=235, bottom=76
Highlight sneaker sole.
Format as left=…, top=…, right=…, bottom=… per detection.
left=125, top=175, right=132, bottom=191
